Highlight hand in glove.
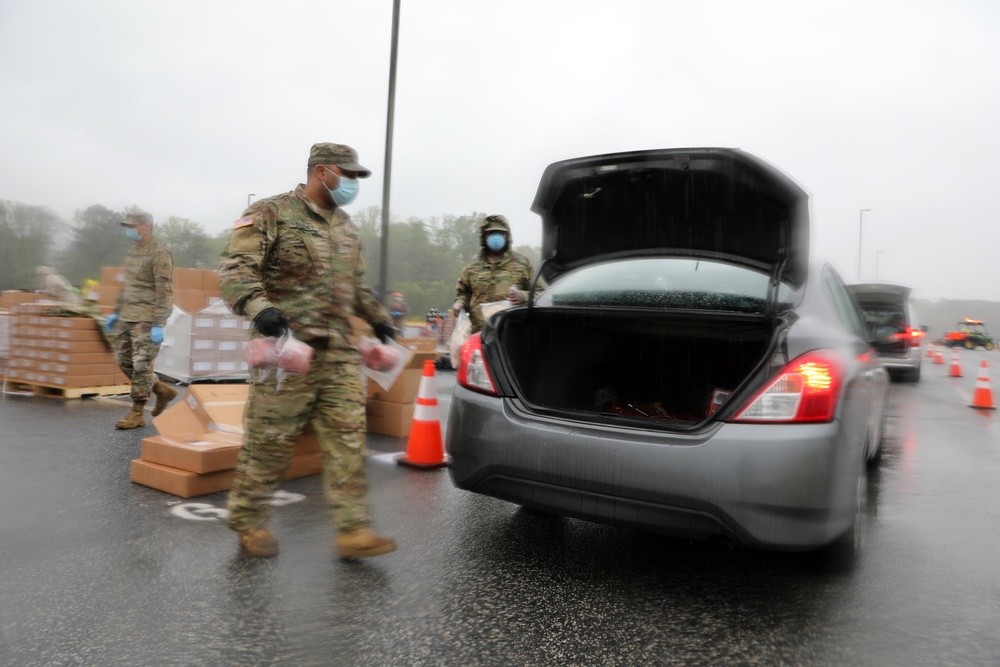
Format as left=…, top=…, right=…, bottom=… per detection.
left=373, top=321, right=396, bottom=344
left=104, top=313, right=118, bottom=334
left=253, top=307, right=289, bottom=338
left=151, top=326, right=164, bottom=345
left=508, top=286, right=527, bottom=305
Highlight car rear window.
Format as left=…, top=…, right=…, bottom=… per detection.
left=537, top=258, right=794, bottom=312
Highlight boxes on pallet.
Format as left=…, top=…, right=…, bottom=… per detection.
left=156, top=302, right=251, bottom=383
left=4, top=313, right=124, bottom=391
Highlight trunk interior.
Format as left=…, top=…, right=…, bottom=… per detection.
left=493, top=309, right=774, bottom=427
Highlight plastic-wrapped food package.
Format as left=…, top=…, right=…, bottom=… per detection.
left=277, top=337, right=313, bottom=376
left=359, top=338, right=402, bottom=372
left=245, top=337, right=280, bottom=369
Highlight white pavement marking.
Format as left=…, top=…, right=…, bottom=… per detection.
left=371, top=452, right=400, bottom=465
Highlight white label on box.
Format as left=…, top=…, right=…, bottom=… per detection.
left=194, top=340, right=214, bottom=350
left=218, top=341, right=238, bottom=351
left=194, top=318, right=214, bottom=328
left=219, top=319, right=238, bottom=329
left=216, top=362, right=237, bottom=371
left=193, top=361, right=213, bottom=371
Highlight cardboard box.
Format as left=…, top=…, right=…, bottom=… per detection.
left=286, top=452, right=323, bottom=479
left=87, top=286, right=121, bottom=308
left=183, top=384, right=249, bottom=434
left=366, top=399, right=414, bottom=438
left=100, top=266, right=125, bottom=286
left=130, top=458, right=235, bottom=498
left=140, top=431, right=244, bottom=474
left=202, top=270, right=220, bottom=292
left=366, top=367, right=423, bottom=403
left=173, top=289, right=208, bottom=314
left=0, top=291, right=40, bottom=309
left=172, top=268, right=204, bottom=292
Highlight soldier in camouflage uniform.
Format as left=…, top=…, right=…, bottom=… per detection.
left=219, top=142, right=398, bottom=559
left=451, top=214, right=541, bottom=333
left=104, top=209, right=177, bottom=429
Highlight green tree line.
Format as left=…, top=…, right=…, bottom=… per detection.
left=0, top=200, right=540, bottom=323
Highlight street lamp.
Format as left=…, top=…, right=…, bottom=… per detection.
left=875, top=251, right=886, bottom=280
left=858, top=208, right=871, bottom=281
left=247, top=194, right=256, bottom=208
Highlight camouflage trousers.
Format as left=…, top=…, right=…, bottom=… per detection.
left=227, top=346, right=371, bottom=533
left=112, top=321, right=161, bottom=401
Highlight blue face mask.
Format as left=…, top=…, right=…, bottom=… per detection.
left=486, top=232, right=506, bottom=251
left=124, top=227, right=140, bottom=241
left=324, top=168, right=360, bottom=206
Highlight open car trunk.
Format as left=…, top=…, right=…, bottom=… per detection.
left=490, top=308, right=775, bottom=428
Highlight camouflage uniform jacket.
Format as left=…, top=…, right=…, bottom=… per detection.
left=115, top=238, right=174, bottom=326
left=455, top=249, right=537, bottom=333
left=219, top=184, right=390, bottom=359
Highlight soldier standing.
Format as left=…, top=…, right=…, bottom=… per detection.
left=451, top=214, right=539, bottom=333
left=104, top=209, right=177, bottom=429
left=219, top=142, right=397, bottom=559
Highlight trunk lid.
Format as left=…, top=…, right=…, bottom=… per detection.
left=530, top=147, right=809, bottom=287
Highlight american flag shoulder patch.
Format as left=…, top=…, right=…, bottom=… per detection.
left=233, top=215, right=254, bottom=229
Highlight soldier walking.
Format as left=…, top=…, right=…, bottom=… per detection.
left=219, top=142, right=397, bottom=559
left=451, top=214, right=540, bottom=333
left=104, top=208, right=177, bottom=429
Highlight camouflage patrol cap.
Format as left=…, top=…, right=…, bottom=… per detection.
left=479, top=214, right=510, bottom=235
left=121, top=208, right=153, bottom=226
left=307, top=143, right=371, bottom=178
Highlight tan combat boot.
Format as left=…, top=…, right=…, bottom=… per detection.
left=151, top=381, right=178, bottom=417
left=239, top=526, right=280, bottom=557
left=335, top=527, right=397, bottom=559
left=115, top=401, right=146, bottom=429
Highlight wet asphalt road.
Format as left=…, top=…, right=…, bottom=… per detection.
left=2, top=351, right=1000, bottom=667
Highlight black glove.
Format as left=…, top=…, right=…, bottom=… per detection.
left=373, top=321, right=396, bottom=344
left=253, top=307, right=289, bottom=338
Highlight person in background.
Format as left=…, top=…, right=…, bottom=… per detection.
left=36, top=266, right=80, bottom=304
left=219, top=142, right=397, bottom=560
left=451, top=214, right=540, bottom=334
left=104, top=209, right=177, bottom=429
left=390, top=291, right=408, bottom=333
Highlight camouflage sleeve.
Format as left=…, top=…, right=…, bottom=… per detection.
left=454, top=261, right=473, bottom=309
left=219, top=206, right=276, bottom=321
left=152, top=247, right=174, bottom=326
left=352, top=249, right=392, bottom=327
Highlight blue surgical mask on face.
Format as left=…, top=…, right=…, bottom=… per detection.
left=124, top=227, right=140, bottom=241
left=324, top=168, right=360, bottom=206
left=486, top=232, right=506, bottom=251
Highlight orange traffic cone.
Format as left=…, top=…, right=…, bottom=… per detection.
left=949, top=349, right=963, bottom=377
left=934, top=347, right=945, bottom=365
left=970, top=360, right=996, bottom=410
left=926, top=343, right=935, bottom=358
left=397, top=359, right=449, bottom=469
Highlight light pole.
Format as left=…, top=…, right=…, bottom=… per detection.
left=858, top=208, right=871, bottom=280
left=247, top=194, right=256, bottom=208
left=875, top=251, right=886, bottom=280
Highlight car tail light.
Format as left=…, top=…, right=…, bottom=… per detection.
left=731, top=350, right=842, bottom=423
left=457, top=333, right=499, bottom=396
left=908, top=327, right=925, bottom=347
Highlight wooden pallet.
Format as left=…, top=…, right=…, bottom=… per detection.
left=3, top=379, right=131, bottom=399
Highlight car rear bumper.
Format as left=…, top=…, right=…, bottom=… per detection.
left=446, top=386, right=861, bottom=550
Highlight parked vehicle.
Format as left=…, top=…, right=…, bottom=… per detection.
left=446, top=147, right=889, bottom=564
left=846, top=282, right=924, bottom=382
left=941, top=318, right=996, bottom=350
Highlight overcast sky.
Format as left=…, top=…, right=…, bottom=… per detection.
left=2, top=0, right=998, bottom=300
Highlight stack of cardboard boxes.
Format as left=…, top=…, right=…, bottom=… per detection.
left=156, top=301, right=252, bottom=383
left=131, top=383, right=322, bottom=497
left=4, top=304, right=128, bottom=390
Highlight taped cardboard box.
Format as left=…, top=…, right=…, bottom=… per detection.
left=140, top=430, right=319, bottom=474
left=366, top=399, right=414, bottom=438
left=130, top=459, right=235, bottom=498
